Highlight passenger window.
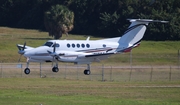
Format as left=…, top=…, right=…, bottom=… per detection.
left=81, top=44, right=85, bottom=48
left=86, top=44, right=90, bottom=48
left=103, top=44, right=106, bottom=47
left=72, top=44, right=75, bottom=48
left=77, top=44, right=80, bottom=48
left=67, top=43, right=70, bottom=48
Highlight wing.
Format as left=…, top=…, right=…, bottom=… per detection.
left=49, top=50, right=115, bottom=64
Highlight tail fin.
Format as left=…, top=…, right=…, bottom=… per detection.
left=118, top=19, right=168, bottom=48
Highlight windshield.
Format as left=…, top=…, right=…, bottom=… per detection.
left=43, top=42, right=53, bottom=47
left=52, top=43, right=60, bottom=47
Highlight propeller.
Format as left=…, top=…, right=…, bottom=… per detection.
left=47, top=42, right=65, bottom=62
left=17, top=42, right=26, bottom=62
left=53, top=42, right=56, bottom=53
left=47, top=42, right=59, bottom=60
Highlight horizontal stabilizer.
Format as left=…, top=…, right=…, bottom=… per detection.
left=127, top=19, right=169, bottom=23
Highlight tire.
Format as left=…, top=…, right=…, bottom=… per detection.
left=84, top=70, right=91, bottom=75
left=24, top=68, right=30, bottom=75
left=52, top=67, right=59, bottom=72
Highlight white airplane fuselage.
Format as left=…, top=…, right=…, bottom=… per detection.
left=17, top=19, right=168, bottom=75
left=24, top=39, right=120, bottom=64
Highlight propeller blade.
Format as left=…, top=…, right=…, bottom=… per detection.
left=17, top=41, right=26, bottom=62
left=22, top=42, right=26, bottom=51
left=53, top=42, right=56, bottom=53
left=47, top=42, right=60, bottom=61
left=17, top=41, right=26, bottom=52
left=16, top=44, right=21, bottom=50
left=47, top=50, right=52, bottom=54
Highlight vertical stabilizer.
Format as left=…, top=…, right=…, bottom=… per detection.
left=118, top=19, right=168, bottom=48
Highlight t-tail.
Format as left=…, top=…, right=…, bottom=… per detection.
left=117, top=19, right=168, bottom=52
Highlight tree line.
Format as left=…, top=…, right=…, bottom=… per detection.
left=0, top=0, right=179, bottom=40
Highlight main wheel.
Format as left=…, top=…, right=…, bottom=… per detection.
left=52, top=67, right=59, bottom=72
left=84, top=69, right=91, bottom=75
left=24, top=68, right=30, bottom=75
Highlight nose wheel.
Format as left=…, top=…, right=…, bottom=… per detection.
left=24, top=68, right=30, bottom=74
left=24, top=60, right=30, bottom=75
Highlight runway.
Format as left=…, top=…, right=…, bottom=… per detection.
left=1, top=63, right=180, bottom=82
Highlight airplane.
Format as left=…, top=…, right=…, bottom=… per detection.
left=17, top=19, right=168, bottom=75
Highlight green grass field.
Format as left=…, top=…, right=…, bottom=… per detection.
left=0, top=27, right=180, bottom=105
left=0, top=78, right=180, bottom=105
left=0, top=27, right=180, bottom=66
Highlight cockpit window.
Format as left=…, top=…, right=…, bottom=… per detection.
left=43, top=42, right=53, bottom=47
left=52, top=43, right=60, bottom=47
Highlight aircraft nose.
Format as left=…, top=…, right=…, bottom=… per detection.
left=24, top=50, right=33, bottom=57
left=23, top=46, right=49, bottom=57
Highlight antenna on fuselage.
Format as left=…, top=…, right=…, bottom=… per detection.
left=86, top=36, right=90, bottom=41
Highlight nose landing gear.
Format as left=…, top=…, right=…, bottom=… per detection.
left=24, top=68, right=30, bottom=74
left=24, top=61, right=30, bottom=75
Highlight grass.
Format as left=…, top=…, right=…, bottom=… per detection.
left=0, top=78, right=180, bottom=105
left=0, top=27, right=100, bottom=63
left=0, top=27, right=180, bottom=66
left=0, top=27, right=180, bottom=105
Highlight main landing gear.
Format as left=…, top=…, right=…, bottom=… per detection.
left=52, top=59, right=59, bottom=73
left=84, top=64, right=91, bottom=75
left=52, top=66, right=59, bottom=72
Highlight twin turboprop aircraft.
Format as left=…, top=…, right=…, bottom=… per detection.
left=17, top=19, right=168, bottom=75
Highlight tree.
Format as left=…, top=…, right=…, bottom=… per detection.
left=0, top=0, right=179, bottom=40
left=99, top=11, right=121, bottom=36
left=44, top=4, right=74, bottom=39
